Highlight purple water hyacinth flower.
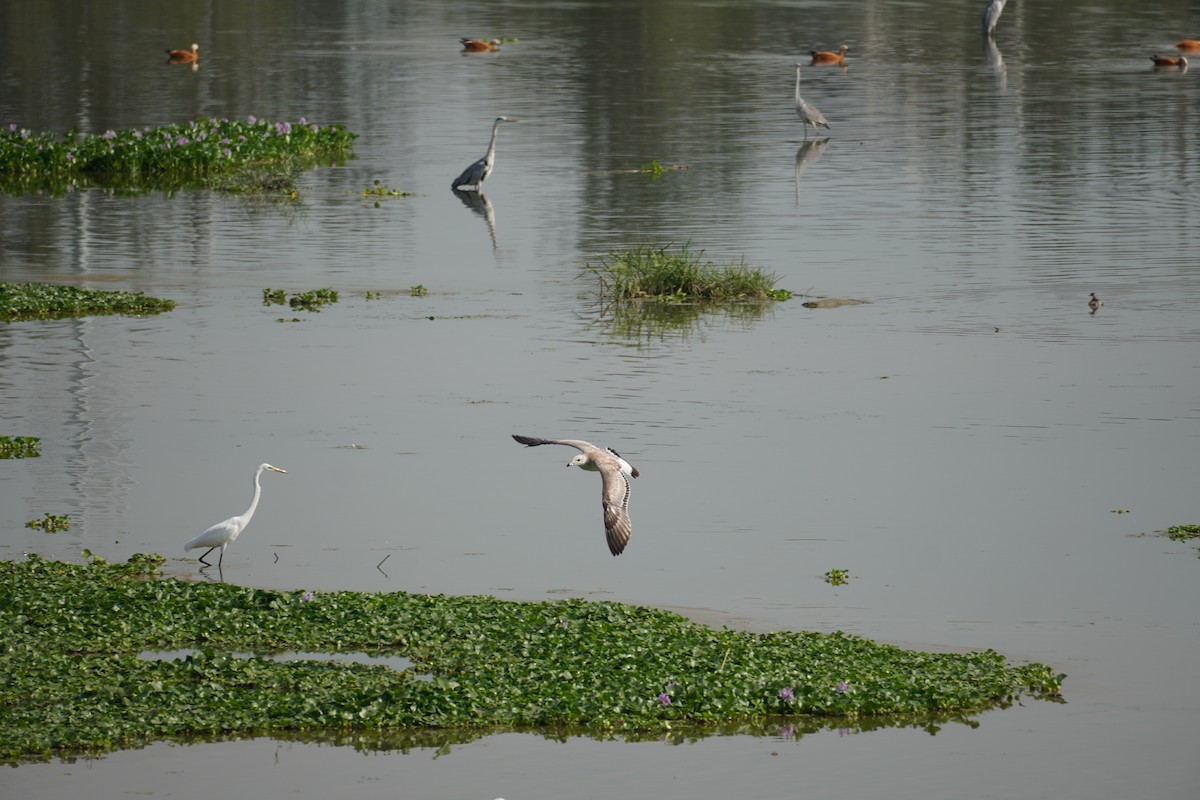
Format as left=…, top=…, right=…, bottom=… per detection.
left=65, top=152, right=74, bottom=162
left=298, top=117, right=307, bottom=125
left=7, top=123, right=15, bottom=131
left=300, top=590, right=315, bottom=602
left=132, top=130, right=143, bottom=139
left=836, top=681, right=848, bottom=693
left=275, top=121, right=291, bottom=135
left=779, top=686, right=795, bottom=702
left=222, top=148, right=232, bottom=158
left=658, top=693, right=671, bottom=708
left=309, top=124, right=318, bottom=132
left=101, top=130, right=116, bottom=140
left=247, top=114, right=257, bottom=124
left=219, top=137, right=230, bottom=144
left=21, top=129, right=30, bottom=139
left=176, top=136, right=189, bottom=146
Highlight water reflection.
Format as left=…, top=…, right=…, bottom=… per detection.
left=452, top=188, right=497, bottom=251
left=592, top=299, right=777, bottom=345
left=982, top=34, right=1005, bottom=89
left=794, top=138, right=830, bottom=205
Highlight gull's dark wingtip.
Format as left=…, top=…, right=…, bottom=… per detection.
left=512, top=434, right=541, bottom=446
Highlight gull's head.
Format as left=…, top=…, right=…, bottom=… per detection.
left=567, top=454, right=589, bottom=469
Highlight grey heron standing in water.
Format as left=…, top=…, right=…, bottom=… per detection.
left=794, top=63, right=830, bottom=139
left=451, top=116, right=514, bottom=191
left=982, top=0, right=1007, bottom=36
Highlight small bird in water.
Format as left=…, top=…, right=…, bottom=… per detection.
left=811, top=45, right=848, bottom=65
left=461, top=38, right=501, bottom=52
left=512, top=435, right=640, bottom=556
left=1175, top=40, right=1200, bottom=52
left=1150, top=54, right=1188, bottom=68
left=1088, top=292, right=1103, bottom=312
left=184, top=463, right=286, bottom=568
left=794, top=63, right=830, bottom=140
left=166, top=43, right=199, bottom=63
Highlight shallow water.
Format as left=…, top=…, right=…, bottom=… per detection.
left=2, top=0, right=1200, bottom=797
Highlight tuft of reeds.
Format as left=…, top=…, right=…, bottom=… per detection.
left=585, top=243, right=792, bottom=303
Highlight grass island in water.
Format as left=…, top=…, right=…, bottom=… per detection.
left=0, top=283, right=175, bottom=322
left=0, top=116, right=355, bottom=195
left=0, top=555, right=1063, bottom=763
left=585, top=243, right=793, bottom=303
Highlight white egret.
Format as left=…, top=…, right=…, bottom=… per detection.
left=512, top=435, right=639, bottom=556
left=185, top=463, right=287, bottom=567
left=794, top=63, right=830, bottom=139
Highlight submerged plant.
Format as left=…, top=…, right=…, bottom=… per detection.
left=24, top=513, right=71, bottom=532
left=585, top=243, right=792, bottom=303
left=0, top=436, right=40, bottom=459
left=0, top=283, right=175, bottom=322
left=0, top=555, right=1064, bottom=763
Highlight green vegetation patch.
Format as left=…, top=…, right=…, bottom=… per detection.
left=0, top=555, right=1063, bottom=763
left=24, top=513, right=71, bottom=532
left=0, top=283, right=175, bottom=321
left=0, top=117, right=355, bottom=195
left=585, top=243, right=792, bottom=303
left=0, top=435, right=40, bottom=458
left=1166, top=524, right=1200, bottom=542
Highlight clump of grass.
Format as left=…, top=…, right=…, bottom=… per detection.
left=586, top=244, right=792, bottom=303
left=24, top=513, right=71, bottom=532
left=0, top=436, right=40, bottom=459
left=0, top=283, right=175, bottom=322
left=0, top=554, right=1064, bottom=763
left=0, top=117, right=355, bottom=195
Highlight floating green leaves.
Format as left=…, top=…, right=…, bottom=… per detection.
left=0, top=117, right=356, bottom=196
left=410, top=284, right=428, bottom=297
left=0, top=555, right=1064, bottom=764
left=1166, top=524, right=1200, bottom=541
left=362, top=179, right=414, bottom=199
left=824, top=569, right=851, bottom=586
left=262, top=288, right=338, bottom=311
left=0, top=283, right=175, bottom=322
left=0, top=435, right=40, bottom=458
left=24, top=513, right=71, bottom=532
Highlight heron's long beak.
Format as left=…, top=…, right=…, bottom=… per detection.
left=270, top=467, right=288, bottom=474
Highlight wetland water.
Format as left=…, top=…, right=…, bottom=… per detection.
left=2, top=0, right=1199, bottom=797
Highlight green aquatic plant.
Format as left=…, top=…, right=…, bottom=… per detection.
left=24, top=513, right=71, bottom=532
left=0, top=555, right=1064, bottom=763
left=0, top=117, right=355, bottom=195
left=824, top=569, right=851, bottom=586
left=585, top=243, right=792, bottom=303
left=0, top=283, right=175, bottom=322
left=1166, top=524, right=1200, bottom=541
left=362, top=179, right=414, bottom=198
left=289, top=288, right=338, bottom=310
left=0, top=436, right=41, bottom=459
left=410, top=284, right=428, bottom=297
left=262, top=288, right=287, bottom=305
left=641, top=159, right=664, bottom=179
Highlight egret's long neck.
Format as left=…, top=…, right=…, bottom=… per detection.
left=243, top=467, right=265, bottom=521
left=795, top=69, right=802, bottom=99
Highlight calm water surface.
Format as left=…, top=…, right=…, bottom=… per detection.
left=2, top=1, right=1199, bottom=798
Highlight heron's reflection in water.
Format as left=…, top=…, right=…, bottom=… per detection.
left=452, top=188, right=497, bottom=251
left=982, top=34, right=1005, bottom=89
left=794, top=138, right=830, bottom=205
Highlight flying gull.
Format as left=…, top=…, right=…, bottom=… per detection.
left=512, top=434, right=640, bottom=556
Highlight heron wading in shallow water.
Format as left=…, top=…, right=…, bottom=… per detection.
left=981, top=0, right=1007, bottom=36
left=512, top=435, right=640, bottom=556
left=451, top=116, right=515, bottom=191
left=794, top=63, right=830, bottom=140
left=184, top=463, right=286, bottom=568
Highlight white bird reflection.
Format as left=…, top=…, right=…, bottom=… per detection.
left=794, top=138, right=830, bottom=204
left=982, top=33, right=1006, bottom=89
left=452, top=187, right=498, bottom=251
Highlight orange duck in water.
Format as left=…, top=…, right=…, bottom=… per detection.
left=166, top=43, right=199, bottom=63
left=811, top=45, right=848, bottom=65
left=461, top=38, right=501, bottom=52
